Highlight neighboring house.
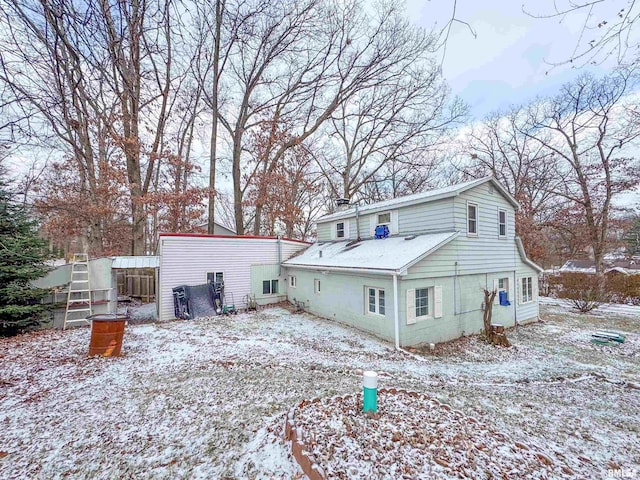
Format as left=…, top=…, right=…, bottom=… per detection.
left=559, top=258, right=640, bottom=276
left=559, top=260, right=598, bottom=274
left=195, top=221, right=238, bottom=236
left=157, top=234, right=309, bottom=321
left=282, top=176, right=542, bottom=347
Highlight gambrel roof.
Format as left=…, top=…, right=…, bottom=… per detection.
left=317, top=176, right=519, bottom=224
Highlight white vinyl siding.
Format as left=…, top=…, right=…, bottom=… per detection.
left=367, top=287, right=385, bottom=316
left=498, top=209, right=507, bottom=238
left=158, top=236, right=306, bottom=321
left=467, top=202, right=478, bottom=236
left=405, top=187, right=519, bottom=279
left=397, top=199, right=454, bottom=235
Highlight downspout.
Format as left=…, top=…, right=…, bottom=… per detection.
left=514, top=269, right=518, bottom=326
left=277, top=236, right=282, bottom=277
left=393, top=273, right=400, bottom=349
left=355, top=204, right=361, bottom=241
left=393, top=272, right=427, bottom=362
left=393, top=271, right=428, bottom=362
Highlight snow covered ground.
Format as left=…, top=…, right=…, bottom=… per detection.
left=540, top=295, right=640, bottom=317
left=0, top=304, right=638, bottom=479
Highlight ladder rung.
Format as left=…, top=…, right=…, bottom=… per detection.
left=71, top=280, right=89, bottom=283
left=69, top=289, right=90, bottom=292
left=68, top=299, right=90, bottom=304
left=65, top=319, right=90, bottom=325
left=67, top=307, right=92, bottom=312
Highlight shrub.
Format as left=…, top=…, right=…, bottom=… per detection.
left=553, top=273, right=608, bottom=313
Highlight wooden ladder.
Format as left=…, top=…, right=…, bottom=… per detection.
left=63, top=253, right=92, bottom=329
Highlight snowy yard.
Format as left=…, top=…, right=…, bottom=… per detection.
left=1, top=303, right=638, bottom=479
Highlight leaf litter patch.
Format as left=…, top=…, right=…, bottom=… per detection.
left=290, top=389, right=579, bottom=479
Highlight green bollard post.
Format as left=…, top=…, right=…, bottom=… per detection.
left=363, top=370, right=378, bottom=413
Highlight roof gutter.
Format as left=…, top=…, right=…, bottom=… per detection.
left=281, top=263, right=400, bottom=276
left=515, top=237, right=543, bottom=273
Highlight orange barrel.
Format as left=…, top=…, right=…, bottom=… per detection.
left=88, top=314, right=128, bottom=357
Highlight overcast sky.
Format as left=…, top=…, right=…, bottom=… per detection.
left=405, top=0, right=638, bottom=119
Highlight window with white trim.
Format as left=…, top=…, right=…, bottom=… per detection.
left=314, top=279, right=321, bottom=294
left=407, top=286, right=442, bottom=324
left=521, top=276, right=533, bottom=303
left=377, top=212, right=391, bottom=225
left=367, top=287, right=385, bottom=315
left=262, top=279, right=279, bottom=295
left=289, top=276, right=297, bottom=288
left=467, top=202, right=478, bottom=236
left=336, top=222, right=345, bottom=238
left=207, top=271, right=224, bottom=284
left=498, top=209, right=507, bottom=238
left=415, top=288, right=430, bottom=317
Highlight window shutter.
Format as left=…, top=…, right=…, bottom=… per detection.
left=345, top=220, right=350, bottom=239
left=533, top=276, right=539, bottom=300
left=370, top=215, right=376, bottom=236
left=391, top=210, right=399, bottom=234
left=406, top=289, right=416, bottom=325
left=493, top=279, right=499, bottom=304
left=434, top=286, right=442, bottom=318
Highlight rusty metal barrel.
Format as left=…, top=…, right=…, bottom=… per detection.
left=88, top=314, right=128, bottom=357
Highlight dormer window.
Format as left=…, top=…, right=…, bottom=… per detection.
left=377, top=212, right=391, bottom=225
left=336, top=222, right=345, bottom=238
left=467, top=202, right=478, bottom=236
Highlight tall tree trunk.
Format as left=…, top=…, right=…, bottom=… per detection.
left=232, top=136, right=244, bottom=235
left=207, top=0, right=224, bottom=234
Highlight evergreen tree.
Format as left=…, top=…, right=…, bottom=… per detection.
left=624, top=217, right=640, bottom=257
left=0, top=169, right=51, bottom=336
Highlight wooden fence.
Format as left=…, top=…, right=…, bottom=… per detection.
left=116, top=268, right=156, bottom=302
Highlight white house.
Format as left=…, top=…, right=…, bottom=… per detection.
left=282, top=176, right=542, bottom=347
left=157, top=234, right=309, bottom=321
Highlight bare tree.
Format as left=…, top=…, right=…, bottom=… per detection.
left=208, top=0, right=461, bottom=234
left=462, top=107, right=562, bottom=264
left=313, top=13, right=465, bottom=204
left=524, top=0, right=640, bottom=68
left=0, top=0, right=181, bottom=255
left=523, top=68, right=640, bottom=273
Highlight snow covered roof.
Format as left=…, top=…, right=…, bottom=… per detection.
left=283, top=231, right=459, bottom=274
left=559, top=260, right=596, bottom=274
left=112, top=256, right=160, bottom=269
left=558, top=259, right=640, bottom=275
left=610, top=259, right=640, bottom=271
left=317, top=176, right=519, bottom=223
